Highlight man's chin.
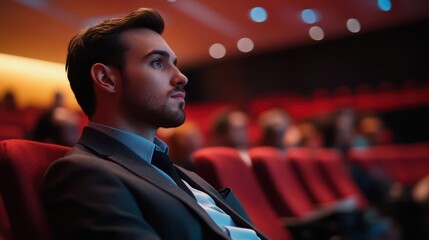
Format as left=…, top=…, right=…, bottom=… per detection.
left=159, top=113, right=186, bottom=128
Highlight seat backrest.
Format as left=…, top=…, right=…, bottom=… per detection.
left=248, top=147, right=315, bottom=218
left=314, top=148, right=367, bottom=209
left=0, top=194, right=12, bottom=240
left=349, top=143, right=429, bottom=184
left=192, top=147, right=291, bottom=240
left=348, top=145, right=399, bottom=169
left=287, top=148, right=338, bottom=206
left=0, top=139, right=69, bottom=240
left=400, top=143, right=429, bottom=183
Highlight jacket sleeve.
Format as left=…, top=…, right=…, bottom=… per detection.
left=43, top=156, right=161, bottom=240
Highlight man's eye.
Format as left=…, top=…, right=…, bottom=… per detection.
left=151, top=59, right=163, bottom=69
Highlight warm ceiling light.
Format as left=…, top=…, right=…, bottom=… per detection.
left=0, top=53, right=78, bottom=109
left=301, top=9, right=318, bottom=24
left=167, top=0, right=177, bottom=2
left=209, top=43, right=226, bottom=59
left=237, top=38, right=254, bottom=53
left=249, top=7, right=268, bottom=23
left=308, top=26, right=324, bottom=41
left=346, top=18, right=361, bottom=33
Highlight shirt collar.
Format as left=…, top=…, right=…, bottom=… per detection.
left=88, top=122, right=168, bottom=164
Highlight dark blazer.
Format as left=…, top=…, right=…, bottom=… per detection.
left=43, top=127, right=268, bottom=240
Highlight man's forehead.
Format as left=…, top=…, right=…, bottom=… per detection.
left=121, top=28, right=176, bottom=58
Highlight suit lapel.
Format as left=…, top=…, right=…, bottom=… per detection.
left=78, top=127, right=229, bottom=239
left=177, top=168, right=269, bottom=240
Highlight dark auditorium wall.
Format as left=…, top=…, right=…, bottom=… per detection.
left=183, top=19, right=429, bottom=103
left=380, top=106, right=429, bottom=144
left=182, top=19, right=429, bottom=143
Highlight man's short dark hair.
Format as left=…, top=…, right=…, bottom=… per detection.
left=66, top=8, right=164, bottom=117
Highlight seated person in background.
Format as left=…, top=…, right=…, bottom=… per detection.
left=323, top=109, right=392, bottom=208
left=284, top=119, right=324, bottom=148
left=32, top=92, right=81, bottom=146
left=0, top=90, right=24, bottom=139
left=43, top=8, right=267, bottom=240
left=387, top=174, right=429, bottom=240
left=168, top=121, right=205, bottom=171
left=257, top=108, right=290, bottom=151
left=211, top=110, right=250, bottom=151
left=322, top=108, right=357, bottom=154
left=352, top=112, right=393, bottom=147
left=0, top=90, right=19, bottom=112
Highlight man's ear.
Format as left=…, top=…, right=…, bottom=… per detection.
left=90, top=63, right=119, bottom=93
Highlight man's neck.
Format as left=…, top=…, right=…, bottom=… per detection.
left=90, top=116, right=157, bottom=142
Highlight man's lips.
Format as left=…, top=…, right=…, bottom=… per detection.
left=171, top=91, right=186, bottom=100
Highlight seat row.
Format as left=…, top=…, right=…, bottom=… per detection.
left=348, top=143, right=429, bottom=184
left=1, top=140, right=361, bottom=240
left=2, top=139, right=427, bottom=239
left=192, top=147, right=369, bottom=240
left=248, top=84, right=429, bottom=120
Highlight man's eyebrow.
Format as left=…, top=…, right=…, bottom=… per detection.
left=147, top=50, right=178, bottom=65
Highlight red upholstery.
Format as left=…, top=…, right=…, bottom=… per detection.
left=0, top=139, right=69, bottom=239
left=348, top=143, right=429, bottom=184
left=248, top=147, right=316, bottom=218
left=0, top=194, right=11, bottom=240
left=287, top=148, right=339, bottom=207
left=313, top=148, right=367, bottom=209
left=0, top=124, right=25, bottom=140
left=0, top=111, right=28, bottom=132
left=402, top=143, right=429, bottom=183
left=0, top=110, right=34, bottom=140
left=193, top=147, right=291, bottom=240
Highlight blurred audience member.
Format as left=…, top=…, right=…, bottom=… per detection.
left=323, top=109, right=392, bottom=151
left=283, top=124, right=302, bottom=147
left=323, top=109, right=393, bottom=207
left=0, top=90, right=19, bottom=112
left=168, top=121, right=205, bottom=171
left=284, top=119, right=324, bottom=148
left=257, top=108, right=290, bottom=150
left=211, top=110, right=252, bottom=165
left=32, top=92, right=80, bottom=146
left=387, top=174, right=429, bottom=240
left=0, top=90, right=27, bottom=139
left=296, top=120, right=324, bottom=148
left=413, top=175, right=429, bottom=205
left=323, top=108, right=357, bottom=154
left=353, top=113, right=393, bottom=147
left=211, top=110, right=250, bottom=150
left=51, top=91, right=66, bottom=108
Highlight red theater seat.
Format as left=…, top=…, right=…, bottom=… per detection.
left=0, top=194, right=11, bottom=240
left=398, top=143, right=429, bottom=183
left=313, top=148, right=367, bottom=209
left=0, top=139, right=69, bottom=240
left=348, top=143, right=429, bottom=184
left=192, top=147, right=292, bottom=240
left=0, top=124, right=25, bottom=140
left=0, top=110, right=28, bottom=140
left=248, top=147, right=321, bottom=219
left=287, top=148, right=339, bottom=207
left=249, top=147, right=348, bottom=239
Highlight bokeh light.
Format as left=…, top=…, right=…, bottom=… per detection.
left=209, top=43, right=226, bottom=59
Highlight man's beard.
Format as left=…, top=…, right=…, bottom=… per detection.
left=120, top=94, right=186, bottom=129
left=150, top=103, right=186, bottom=128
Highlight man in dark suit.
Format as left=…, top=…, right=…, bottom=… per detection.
left=42, top=8, right=268, bottom=240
